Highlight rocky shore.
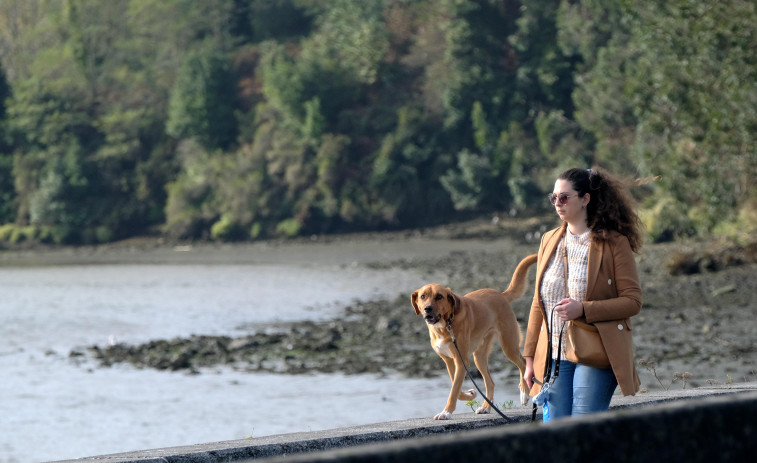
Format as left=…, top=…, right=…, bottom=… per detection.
left=79, top=216, right=757, bottom=393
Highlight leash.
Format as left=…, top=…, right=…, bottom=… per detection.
left=445, top=320, right=514, bottom=423
left=531, top=304, right=566, bottom=422
left=531, top=232, right=572, bottom=421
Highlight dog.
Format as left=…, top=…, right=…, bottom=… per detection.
left=411, top=254, right=536, bottom=420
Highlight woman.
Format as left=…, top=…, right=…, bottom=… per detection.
left=523, top=167, right=643, bottom=419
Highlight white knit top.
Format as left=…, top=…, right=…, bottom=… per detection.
left=539, top=228, right=591, bottom=359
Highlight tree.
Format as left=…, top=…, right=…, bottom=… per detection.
left=1, top=0, right=755, bottom=244
left=627, top=0, right=757, bottom=234
left=567, top=0, right=757, bottom=237
left=440, top=0, right=520, bottom=133
left=0, top=63, right=14, bottom=223
left=247, top=0, right=314, bottom=43
left=167, top=48, right=238, bottom=151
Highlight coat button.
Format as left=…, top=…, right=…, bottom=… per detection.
left=617, top=324, right=623, bottom=330
left=608, top=279, right=612, bottom=285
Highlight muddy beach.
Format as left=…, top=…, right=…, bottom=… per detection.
left=74, top=216, right=757, bottom=394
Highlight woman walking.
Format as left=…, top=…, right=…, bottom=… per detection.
left=523, top=167, right=644, bottom=419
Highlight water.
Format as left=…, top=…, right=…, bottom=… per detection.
left=0, top=237, right=519, bottom=462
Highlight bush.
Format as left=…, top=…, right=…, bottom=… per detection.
left=48, top=225, right=76, bottom=244
left=640, top=194, right=695, bottom=243
left=0, top=224, right=48, bottom=244
left=249, top=222, right=262, bottom=240
left=0, top=224, right=13, bottom=242
left=275, top=218, right=301, bottom=237
left=95, top=226, right=114, bottom=244
left=712, top=201, right=757, bottom=248
left=8, top=225, right=35, bottom=244
left=210, top=215, right=247, bottom=242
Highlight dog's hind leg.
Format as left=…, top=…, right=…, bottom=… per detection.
left=497, top=331, right=530, bottom=406
left=472, top=338, right=496, bottom=414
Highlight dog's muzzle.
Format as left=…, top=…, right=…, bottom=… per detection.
left=423, top=306, right=441, bottom=325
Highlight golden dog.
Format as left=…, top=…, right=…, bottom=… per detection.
left=411, top=254, right=536, bottom=420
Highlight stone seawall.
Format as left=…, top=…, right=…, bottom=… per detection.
left=54, top=384, right=757, bottom=463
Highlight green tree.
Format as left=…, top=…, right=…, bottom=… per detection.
left=248, top=0, right=314, bottom=42
left=627, top=0, right=757, bottom=234
left=566, top=0, right=757, bottom=237
left=1, top=0, right=755, bottom=244
left=167, top=48, right=238, bottom=151
left=0, top=64, right=14, bottom=223
left=560, top=0, right=638, bottom=170
left=440, top=0, right=520, bottom=133
left=371, top=104, right=450, bottom=225
left=441, top=102, right=505, bottom=211
left=510, top=0, right=578, bottom=116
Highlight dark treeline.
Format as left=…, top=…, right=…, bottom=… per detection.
left=0, top=0, right=754, bottom=245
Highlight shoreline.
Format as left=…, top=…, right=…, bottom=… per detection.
left=6, top=215, right=756, bottom=392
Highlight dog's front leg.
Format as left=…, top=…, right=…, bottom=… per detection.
left=435, top=353, right=475, bottom=420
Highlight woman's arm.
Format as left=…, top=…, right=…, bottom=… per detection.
left=583, top=233, right=642, bottom=323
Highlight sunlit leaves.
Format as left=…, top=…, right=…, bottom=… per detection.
left=167, top=49, right=238, bottom=151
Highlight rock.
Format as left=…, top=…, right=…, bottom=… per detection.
left=77, top=217, right=757, bottom=391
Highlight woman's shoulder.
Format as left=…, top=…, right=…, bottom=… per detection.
left=537, top=225, right=565, bottom=251
left=543, top=225, right=564, bottom=239
left=606, top=229, right=629, bottom=242
left=598, top=229, right=633, bottom=251
left=539, top=226, right=562, bottom=245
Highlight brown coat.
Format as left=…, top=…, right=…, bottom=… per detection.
left=523, top=223, right=642, bottom=396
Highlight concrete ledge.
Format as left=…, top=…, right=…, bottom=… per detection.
left=54, top=383, right=757, bottom=463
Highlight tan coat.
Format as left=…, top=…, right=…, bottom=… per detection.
left=523, top=223, right=642, bottom=396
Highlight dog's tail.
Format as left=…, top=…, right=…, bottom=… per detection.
left=502, top=254, right=537, bottom=302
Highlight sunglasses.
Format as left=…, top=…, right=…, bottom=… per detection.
left=547, top=192, right=577, bottom=205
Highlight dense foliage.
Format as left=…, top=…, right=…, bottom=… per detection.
left=0, top=0, right=754, bottom=244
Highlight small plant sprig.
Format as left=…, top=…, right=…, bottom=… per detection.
left=638, top=359, right=670, bottom=390
left=465, top=399, right=515, bottom=412
left=673, top=371, right=692, bottom=389
left=639, top=359, right=696, bottom=390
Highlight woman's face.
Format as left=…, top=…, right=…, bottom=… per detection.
left=551, top=179, right=589, bottom=223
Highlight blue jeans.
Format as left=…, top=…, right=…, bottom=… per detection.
left=544, top=360, right=617, bottom=419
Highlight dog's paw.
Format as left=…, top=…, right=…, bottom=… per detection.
left=434, top=410, right=452, bottom=420
left=519, top=389, right=529, bottom=406
left=462, top=388, right=477, bottom=401
left=475, top=405, right=491, bottom=414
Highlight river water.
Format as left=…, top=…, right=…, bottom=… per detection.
left=0, top=236, right=519, bottom=462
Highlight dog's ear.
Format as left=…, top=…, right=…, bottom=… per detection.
left=447, top=290, right=461, bottom=315
left=411, top=290, right=421, bottom=315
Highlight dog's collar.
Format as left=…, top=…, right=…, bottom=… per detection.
left=445, top=314, right=455, bottom=341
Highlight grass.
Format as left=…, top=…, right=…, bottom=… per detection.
left=465, top=399, right=514, bottom=412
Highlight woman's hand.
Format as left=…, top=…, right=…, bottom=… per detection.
left=524, top=357, right=535, bottom=389
left=554, top=298, right=584, bottom=321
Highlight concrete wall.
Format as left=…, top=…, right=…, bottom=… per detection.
left=257, top=389, right=757, bottom=463
left=54, top=385, right=757, bottom=463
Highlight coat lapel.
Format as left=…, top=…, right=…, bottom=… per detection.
left=536, top=226, right=565, bottom=284
left=535, top=225, right=565, bottom=315
left=587, top=236, right=603, bottom=299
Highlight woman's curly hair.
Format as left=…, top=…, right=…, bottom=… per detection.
left=559, top=167, right=644, bottom=253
